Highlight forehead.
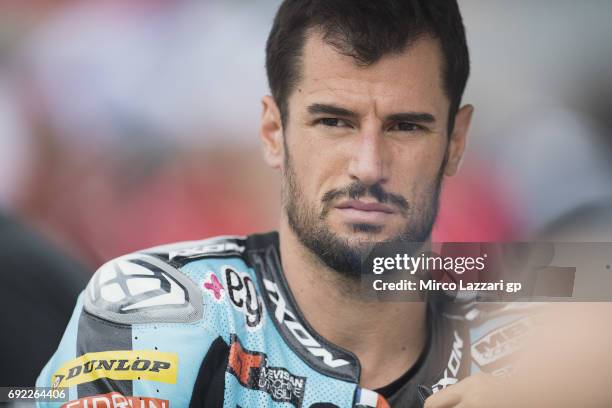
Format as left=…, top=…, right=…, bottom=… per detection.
left=295, top=31, right=448, bottom=116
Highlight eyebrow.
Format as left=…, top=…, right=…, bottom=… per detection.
left=307, top=103, right=436, bottom=124
left=387, top=112, right=436, bottom=124
left=307, top=103, right=358, bottom=119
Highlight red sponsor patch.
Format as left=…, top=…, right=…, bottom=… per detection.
left=227, top=335, right=264, bottom=385
left=61, top=392, right=168, bottom=408
left=227, top=335, right=306, bottom=407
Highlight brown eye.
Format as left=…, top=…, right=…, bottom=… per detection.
left=318, top=118, right=350, bottom=128
left=390, top=122, right=420, bottom=132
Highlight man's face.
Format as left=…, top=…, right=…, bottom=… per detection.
left=262, top=32, right=470, bottom=277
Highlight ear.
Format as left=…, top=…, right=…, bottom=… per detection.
left=444, top=104, right=474, bottom=177
left=260, top=95, right=284, bottom=169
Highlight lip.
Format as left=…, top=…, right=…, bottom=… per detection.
left=335, top=200, right=396, bottom=214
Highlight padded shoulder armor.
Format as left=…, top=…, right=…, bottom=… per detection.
left=84, top=253, right=203, bottom=325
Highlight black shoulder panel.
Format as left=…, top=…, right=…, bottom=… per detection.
left=144, top=236, right=247, bottom=266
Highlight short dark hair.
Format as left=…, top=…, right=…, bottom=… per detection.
left=265, top=0, right=470, bottom=134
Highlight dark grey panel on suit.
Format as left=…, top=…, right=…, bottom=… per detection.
left=75, top=311, right=133, bottom=398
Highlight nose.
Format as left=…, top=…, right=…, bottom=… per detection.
left=347, top=129, right=389, bottom=186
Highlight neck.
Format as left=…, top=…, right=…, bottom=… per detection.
left=278, top=218, right=428, bottom=390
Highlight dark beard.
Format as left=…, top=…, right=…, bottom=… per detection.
left=283, top=148, right=444, bottom=279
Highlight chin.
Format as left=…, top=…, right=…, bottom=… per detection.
left=339, top=223, right=400, bottom=243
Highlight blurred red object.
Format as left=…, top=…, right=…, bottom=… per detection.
left=432, top=160, right=522, bottom=242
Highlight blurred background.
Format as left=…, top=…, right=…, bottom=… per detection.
left=1, top=0, right=611, bottom=269
left=0, top=0, right=611, bottom=386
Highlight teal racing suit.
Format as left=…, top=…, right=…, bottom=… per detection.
left=37, top=232, right=531, bottom=407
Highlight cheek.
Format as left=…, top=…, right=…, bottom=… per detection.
left=286, top=128, right=351, bottom=200
left=391, top=139, right=446, bottom=190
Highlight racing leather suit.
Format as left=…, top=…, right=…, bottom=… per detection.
left=37, top=232, right=530, bottom=407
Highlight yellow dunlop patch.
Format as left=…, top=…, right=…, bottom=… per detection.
left=51, top=350, right=178, bottom=388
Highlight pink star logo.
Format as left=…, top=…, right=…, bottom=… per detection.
left=204, top=273, right=224, bottom=301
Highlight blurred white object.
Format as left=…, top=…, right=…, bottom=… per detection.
left=492, top=107, right=612, bottom=237
left=22, top=1, right=277, bottom=150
